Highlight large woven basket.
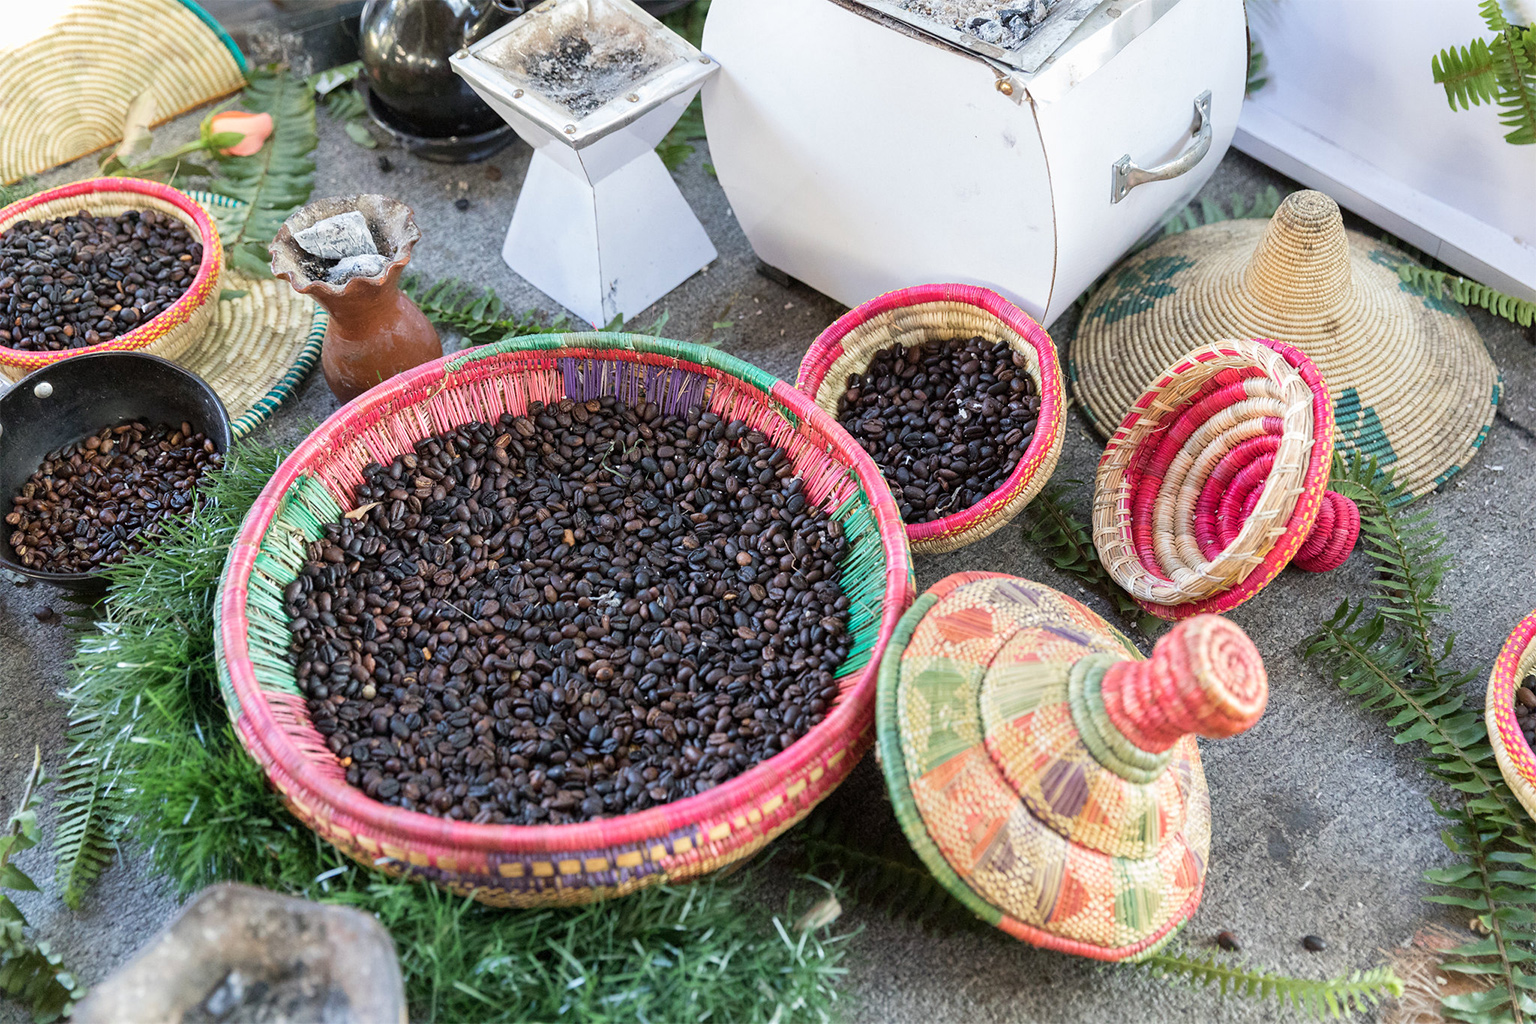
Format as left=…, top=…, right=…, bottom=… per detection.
left=0, top=178, right=223, bottom=381
left=216, top=334, right=915, bottom=906
left=1487, top=611, right=1536, bottom=823
left=795, top=284, right=1066, bottom=555
left=1093, top=337, right=1359, bottom=621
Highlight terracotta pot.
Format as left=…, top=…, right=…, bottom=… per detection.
left=271, top=194, right=442, bottom=404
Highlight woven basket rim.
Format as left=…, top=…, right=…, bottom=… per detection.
left=218, top=331, right=915, bottom=856
left=1096, top=336, right=1335, bottom=619
left=873, top=570, right=1199, bottom=961
left=1486, top=609, right=1536, bottom=821
left=795, top=283, right=1064, bottom=544
left=0, top=177, right=222, bottom=366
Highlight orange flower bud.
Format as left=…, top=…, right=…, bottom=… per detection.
left=209, top=111, right=273, bottom=157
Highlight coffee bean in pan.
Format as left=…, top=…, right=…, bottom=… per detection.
left=835, top=335, right=1039, bottom=524
left=284, top=397, right=853, bottom=826
left=6, top=420, right=220, bottom=574
left=0, top=209, right=202, bottom=352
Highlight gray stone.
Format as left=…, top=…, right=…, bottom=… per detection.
left=292, top=211, right=377, bottom=261
left=326, top=252, right=389, bottom=285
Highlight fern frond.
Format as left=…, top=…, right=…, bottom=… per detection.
left=1435, top=37, right=1500, bottom=110
left=1142, top=951, right=1403, bottom=1019
left=49, top=706, right=122, bottom=909
left=1396, top=261, right=1536, bottom=328
left=1022, top=483, right=1157, bottom=635
left=1433, top=2, right=1536, bottom=145
left=401, top=276, right=566, bottom=346
left=207, top=69, right=319, bottom=277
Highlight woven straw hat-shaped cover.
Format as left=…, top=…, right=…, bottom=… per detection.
left=1486, top=611, right=1536, bottom=823
left=1094, top=337, right=1359, bottom=621
left=796, top=283, right=1066, bottom=555
left=0, top=0, right=245, bottom=183
left=0, top=178, right=223, bottom=381
left=876, top=572, right=1266, bottom=961
left=216, top=333, right=916, bottom=907
left=1072, top=191, right=1499, bottom=503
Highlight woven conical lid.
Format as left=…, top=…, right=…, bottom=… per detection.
left=876, top=572, right=1267, bottom=961
left=1072, top=191, right=1499, bottom=503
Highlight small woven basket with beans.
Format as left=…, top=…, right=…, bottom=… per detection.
left=0, top=177, right=223, bottom=381
left=1092, top=337, right=1359, bottom=621
left=216, top=333, right=915, bottom=907
left=1486, top=611, right=1536, bottom=823
left=795, top=283, right=1066, bottom=555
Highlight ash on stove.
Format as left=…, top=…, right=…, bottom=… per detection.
left=479, top=20, right=671, bottom=118
left=896, top=0, right=1057, bottom=50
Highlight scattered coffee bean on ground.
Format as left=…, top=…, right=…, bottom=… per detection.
left=835, top=335, right=1039, bottom=524
left=0, top=210, right=202, bottom=351
left=1302, top=934, right=1327, bottom=952
left=284, top=397, right=853, bottom=825
left=7, top=420, right=220, bottom=573
left=1512, top=678, right=1536, bottom=747
left=33, top=606, right=57, bottom=624
left=1216, top=930, right=1241, bottom=952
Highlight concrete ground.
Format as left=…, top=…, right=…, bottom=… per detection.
left=3, top=75, right=1534, bottom=1024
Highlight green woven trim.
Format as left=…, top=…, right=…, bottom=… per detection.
left=185, top=189, right=324, bottom=439
left=179, top=0, right=249, bottom=70
left=876, top=593, right=1004, bottom=929
left=1068, top=654, right=1170, bottom=784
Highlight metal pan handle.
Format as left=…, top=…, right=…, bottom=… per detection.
left=1110, top=91, right=1212, bottom=204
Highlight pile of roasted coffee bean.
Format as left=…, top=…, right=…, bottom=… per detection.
left=285, top=397, right=853, bottom=825
left=6, top=420, right=220, bottom=574
left=1513, top=677, right=1536, bottom=746
left=0, top=209, right=202, bottom=352
left=836, top=335, right=1040, bottom=523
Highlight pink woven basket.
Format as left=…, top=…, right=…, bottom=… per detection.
left=0, top=177, right=223, bottom=381
left=1092, top=337, right=1359, bottom=621
left=216, top=333, right=915, bottom=906
left=1487, top=610, right=1536, bottom=822
left=795, top=283, right=1066, bottom=555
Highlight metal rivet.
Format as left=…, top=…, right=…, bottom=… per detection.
left=996, top=79, right=1014, bottom=96
left=32, top=381, right=52, bottom=399
left=513, top=89, right=524, bottom=98
left=627, top=93, right=640, bottom=102
left=698, top=55, right=711, bottom=64
left=564, top=125, right=577, bottom=134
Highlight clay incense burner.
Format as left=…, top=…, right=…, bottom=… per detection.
left=271, top=194, right=442, bottom=404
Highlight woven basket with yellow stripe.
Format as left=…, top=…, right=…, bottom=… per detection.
left=215, top=334, right=915, bottom=906
left=1487, top=611, right=1536, bottom=824
left=0, top=177, right=223, bottom=381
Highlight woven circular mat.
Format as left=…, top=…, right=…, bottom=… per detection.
left=1071, top=191, right=1499, bottom=504
left=178, top=191, right=323, bottom=438
left=0, top=0, right=246, bottom=184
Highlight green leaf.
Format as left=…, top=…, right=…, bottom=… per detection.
left=0, top=866, right=37, bottom=893
left=344, top=120, right=378, bottom=149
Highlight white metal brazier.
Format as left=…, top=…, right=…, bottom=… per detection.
left=700, top=0, right=1247, bottom=324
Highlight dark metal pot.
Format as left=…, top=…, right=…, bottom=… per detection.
left=0, top=353, right=231, bottom=595
left=360, top=0, right=523, bottom=141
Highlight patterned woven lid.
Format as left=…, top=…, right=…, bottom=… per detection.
left=1092, top=337, right=1360, bottom=621
left=876, top=573, right=1267, bottom=962
left=1071, top=191, right=1499, bottom=504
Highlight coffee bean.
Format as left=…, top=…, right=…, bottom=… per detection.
left=835, top=335, right=1039, bottom=524
left=377, top=155, right=394, bottom=173
left=1216, top=931, right=1240, bottom=952
left=285, top=397, right=853, bottom=825
left=1518, top=684, right=1536, bottom=709
left=7, top=420, right=219, bottom=573
left=454, top=198, right=471, bottom=212
left=0, top=210, right=201, bottom=351
left=1302, top=934, right=1326, bottom=952
left=33, top=606, right=57, bottom=624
